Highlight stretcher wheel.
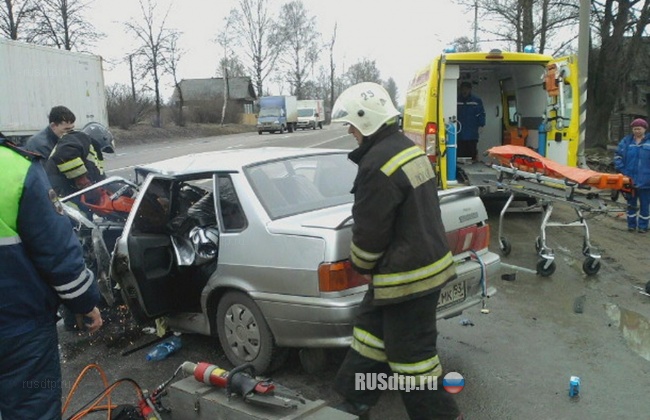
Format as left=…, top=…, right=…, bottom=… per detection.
left=582, top=257, right=601, bottom=276
left=536, top=259, right=556, bottom=277
left=499, top=237, right=511, bottom=256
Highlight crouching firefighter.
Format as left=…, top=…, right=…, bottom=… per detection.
left=44, top=123, right=115, bottom=215
left=331, top=83, right=463, bottom=420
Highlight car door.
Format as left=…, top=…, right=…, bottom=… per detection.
left=111, top=173, right=220, bottom=321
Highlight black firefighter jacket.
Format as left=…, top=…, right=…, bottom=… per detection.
left=45, top=131, right=106, bottom=197
left=348, top=123, right=456, bottom=305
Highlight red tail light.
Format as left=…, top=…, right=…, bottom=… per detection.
left=425, top=122, right=438, bottom=163
left=446, top=224, right=491, bottom=255
left=318, top=260, right=370, bottom=292
left=425, top=122, right=438, bottom=135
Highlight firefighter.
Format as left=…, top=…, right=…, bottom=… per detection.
left=331, top=82, right=462, bottom=420
left=0, top=137, right=102, bottom=419
left=44, top=123, right=115, bottom=209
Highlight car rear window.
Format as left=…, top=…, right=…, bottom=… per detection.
left=245, top=153, right=356, bottom=219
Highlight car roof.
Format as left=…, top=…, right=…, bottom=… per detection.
left=136, top=147, right=350, bottom=176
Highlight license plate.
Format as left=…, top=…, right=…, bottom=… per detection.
left=438, top=281, right=466, bottom=309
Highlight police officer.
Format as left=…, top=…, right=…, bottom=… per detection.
left=331, top=83, right=462, bottom=419
left=0, top=136, right=102, bottom=419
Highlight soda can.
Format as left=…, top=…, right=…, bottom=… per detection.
left=569, top=376, right=581, bottom=397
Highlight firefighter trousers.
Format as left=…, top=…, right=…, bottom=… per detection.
left=334, top=289, right=460, bottom=420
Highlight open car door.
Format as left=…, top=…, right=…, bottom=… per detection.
left=110, top=173, right=220, bottom=322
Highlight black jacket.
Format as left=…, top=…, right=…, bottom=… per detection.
left=44, top=131, right=105, bottom=197
left=24, top=126, right=59, bottom=159
left=348, top=124, right=456, bottom=305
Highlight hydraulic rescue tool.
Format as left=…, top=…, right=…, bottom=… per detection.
left=181, top=361, right=306, bottom=409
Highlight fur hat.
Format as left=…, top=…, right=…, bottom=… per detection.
left=630, top=118, right=648, bottom=129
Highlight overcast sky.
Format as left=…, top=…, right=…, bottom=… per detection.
left=88, top=0, right=476, bottom=103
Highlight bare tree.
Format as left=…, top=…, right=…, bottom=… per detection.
left=164, top=30, right=185, bottom=126
left=328, top=22, right=337, bottom=117
left=383, top=77, right=399, bottom=107
left=216, top=55, right=247, bottom=78
left=588, top=0, right=650, bottom=147
left=452, top=36, right=477, bottom=52
left=216, top=15, right=237, bottom=126
left=0, top=0, right=37, bottom=40
left=125, top=0, right=176, bottom=127
left=31, top=0, right=101, bottom=50
left=456, top=0, right=579, bottom=54
left=344, top=58, right=382, bottom=86
left=227, top=0, right=282, bottom=97
left=275, top=0, right=321, bottom=98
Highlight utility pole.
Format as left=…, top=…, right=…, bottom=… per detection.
left=577, top=0, right=589, bottom=167
left=473, top=0, right=479, bottom=51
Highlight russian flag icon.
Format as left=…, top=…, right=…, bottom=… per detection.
left=443, top=372, right=465, bottom=394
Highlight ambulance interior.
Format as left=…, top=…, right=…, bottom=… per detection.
left=443, top=62, right=564, bottom=187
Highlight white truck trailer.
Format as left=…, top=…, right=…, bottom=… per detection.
left=0, top=38, right=108, bottom=143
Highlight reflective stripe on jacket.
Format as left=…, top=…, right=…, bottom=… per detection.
left=348, top=124, right=456, bottom=305
left=45, top=131, right=105, bottom=197
left=0, top=139, right=99, bottom=338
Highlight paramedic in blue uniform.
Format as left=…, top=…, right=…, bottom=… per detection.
left=0, top=136, right=102, bottom=419
left=614, top=118, right=650, bottom=233
left=331, top=83, right=462, bottom=420
left=456, top=81, right=485, bottom=161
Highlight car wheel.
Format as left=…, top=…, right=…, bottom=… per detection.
left=258, top=131, right=262, bottom=135
left=216, top=291, right=276, bottom=375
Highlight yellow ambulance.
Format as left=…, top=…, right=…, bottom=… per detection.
left=403, top=49, right=579, bottom=191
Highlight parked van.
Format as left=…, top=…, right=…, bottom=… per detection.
left=403, top=49, right=579, bottom=191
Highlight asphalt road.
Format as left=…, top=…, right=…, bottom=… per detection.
left=58, top=125, right=650, bottom=419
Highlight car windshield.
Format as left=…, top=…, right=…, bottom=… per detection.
left=245, top=153, right=356, bottom=219
left=297, top=108, right=314, bottom=117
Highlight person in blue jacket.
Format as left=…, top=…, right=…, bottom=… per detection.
left=456, top=81, right=486, bottom=161
left=614, top=118, right=650, bottom=233
left=0, top=137, right=103, bottom=419
left=24, top=105, right=76, bottom=159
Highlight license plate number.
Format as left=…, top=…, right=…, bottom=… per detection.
left=438, top=281, right=466, bottom=309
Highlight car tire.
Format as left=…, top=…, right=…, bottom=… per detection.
left=216, top=291, right=278, bottom=375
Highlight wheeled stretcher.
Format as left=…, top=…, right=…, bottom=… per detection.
left=486, top=146, right=631, bottom=277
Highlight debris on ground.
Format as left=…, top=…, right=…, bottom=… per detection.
left=459, top=318, right=475, bottom=326
left=573, top=295, right=586, bottom=314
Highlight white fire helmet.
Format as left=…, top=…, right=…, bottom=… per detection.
left=331, top=82, right=400, bottom=137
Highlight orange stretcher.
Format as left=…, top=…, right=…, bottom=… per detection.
left=487, top=145, right=632, bottom=192
left=484, top=145, right=629, bottom=277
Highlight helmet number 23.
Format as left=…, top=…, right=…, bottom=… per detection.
left=360, top=90, right=375, bottom=100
